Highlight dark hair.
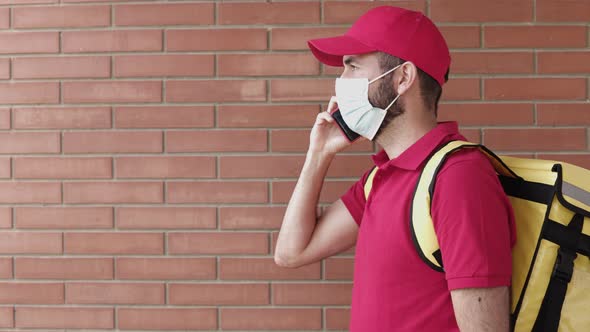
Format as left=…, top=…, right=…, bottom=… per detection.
left=377, top=52, right=448, bottom=116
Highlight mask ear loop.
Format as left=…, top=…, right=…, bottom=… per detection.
left=383, top=93, right=401, bottom=112
left=368, top=63, right=403, bottom=84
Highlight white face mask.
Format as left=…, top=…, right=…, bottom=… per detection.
left=335, top=63, right=403, bottom=140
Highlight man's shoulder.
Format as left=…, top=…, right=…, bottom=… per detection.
left=438, top=147, right=496, bottom=178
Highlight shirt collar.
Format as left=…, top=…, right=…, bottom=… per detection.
left=372, top=122, right=463, bottom=171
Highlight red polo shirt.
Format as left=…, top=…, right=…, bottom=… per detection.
left=341, top=122, right=516, bottom=331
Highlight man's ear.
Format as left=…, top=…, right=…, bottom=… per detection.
left=396, top=62, right=417, bottom=95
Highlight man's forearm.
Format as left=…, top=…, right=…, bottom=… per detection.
left=451, top=286, right=510, bottom=332
left=274, top=151, right=334, bottom=266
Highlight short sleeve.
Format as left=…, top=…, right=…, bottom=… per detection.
left=431, top=149, right=516, bottom=291
left=341, top=167, right=373, bottom=226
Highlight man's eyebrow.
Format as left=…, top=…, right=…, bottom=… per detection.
left=344, top=56, right=359, bottom=65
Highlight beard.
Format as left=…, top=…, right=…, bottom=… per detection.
left=369, top=75, right=405, bottom=140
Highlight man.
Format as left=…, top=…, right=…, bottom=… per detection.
left=274, top=6, right=516, bottom=332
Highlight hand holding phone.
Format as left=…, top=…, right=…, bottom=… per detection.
left=330, top=109, right=360, bottom=142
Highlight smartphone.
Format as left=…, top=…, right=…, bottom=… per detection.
left=331, top=109, right=361, bottom=142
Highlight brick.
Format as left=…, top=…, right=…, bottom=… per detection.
left=222, top=2, right=320, bottom=25
left=0, top=306, right=11, bottom=328
left=15, top=307, right=113, bottom=329
left=461, top=129, right=482, bottom=144
left=273, top=180, right=355, bottom=204
left=118, top=308, right=217, bottom=331
left=0, top=32, right=58, bottom=54
left=15, top=258, right=113, bottom=280
left=168, top=232, right=268, bottom=255
left=219, top=2, right=319, bottom=24
left=439, top=26, right=481, bottom=48
left=13, top=56, right=110, bottom=79
left=538, top=51, right=590, bottom=74
left=116, top=258, right=216, bottom=280
left=63, top=30, right=162, bottom=53
left=167, top=181, right=268, bottom=204
left=537, top=103, right=590, bottom=126
left=484, top=128, right=587, bottom=152
left=166, top=80, right=265, bottom=103
left=167, top=29, right=267, bottom=51
left=0, top=257, right=10, bottom=278
left=166, top=130, right=267, bottom=153
left=116, top=156, right=215, bottom=179
left=116, top=207, right=216, bottom=230
left=115, top=106, right=213, bottom=129
left=220, top=258, right=320, bottom=280
left=326, top=308, right=350, bottom=330
left=0, top=183, right=61, bottom=204
left=0, top=132, right=60, bottom=153
left=63, top=81, right=162, bottom=103
left=485, top=26, right=586, bottom=48
left=0, top=0, right=57, bottom=3
left=441, top=78, right=480, bottom=101
left=218, top=105, right=318, bottom=128
left=0, top=59, right=8, bottom=79
left=13, top=5, right=110, bottom=28
left=328, top=155, right=376, bottom=177
left=61, top=0, right=117, bottom=2
left=220, top=206, right=285, bottom=230
left=115, top=3, right=214, bottom=26
left=0, top=209, right=9, bottom=229
left=485, top=78, right=587, bottom=101
left=13, top=107, right=111, bottom=129
left=271, top=27, right=347, bottom=50
left=0, top=108, right=9, bottom=129
left=15, top=207, right=113, bottom=229
left=322, top=64, right=343, bottom=76
left=324, top=1, right=426, bottom=24
left=537, top=0, right=590, bottom=22
left=63, top=182, right=163, bottom=204
left=66, top=282, right=164, bottom=305
left=219, top=53, right=319, bottom=77
left=430, top=0, right=532, bottom=22
left=438, top=103, right=534, bottom=126
left=14, top=157, right=112, bottom=179
left=65, top=232, right=163, bottom=255
left=0, top=82, right=59, bottom=104
left=221, top=308, right=321, bottom=330
left=451, top=52, right=533, bottom=74
left=538, top=154, right=590, bottom=170
left=270, top=129, right=374, bottom=153
left=63, top=131, right=162, bottom=154
left=0, top=158, right=8, bottom=179
left=326, top=257, right=354, bottom=280
left=271, top=78, right=334, bottom=102
left=273, top=283, right=352, bottom=305
left=0, top=282, right=63, bottom=304
left=114, top=54, right=214, bottom=77
left=220, top=155, right=304, bottom=178
left=169, top=283, right=269, bottom=305
left=0, top=8, right=7, bottom=29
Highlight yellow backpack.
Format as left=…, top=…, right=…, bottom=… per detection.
left=363, top=140, right=590, bottom=331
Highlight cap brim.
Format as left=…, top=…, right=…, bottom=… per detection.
left=308, top=35, right=376, bottom=67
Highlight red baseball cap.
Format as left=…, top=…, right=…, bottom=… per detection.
left=308, top=6, right=451, bottom=86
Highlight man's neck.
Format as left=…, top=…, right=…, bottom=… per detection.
left=375, top=113, right=438, bottom=160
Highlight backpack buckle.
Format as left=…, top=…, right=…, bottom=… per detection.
left=553, top=248, right=577, bottom=283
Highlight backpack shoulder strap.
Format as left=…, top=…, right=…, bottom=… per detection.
left=410, top=140, right=519, bottom=272
left=363, top=166, right=379, bottom=200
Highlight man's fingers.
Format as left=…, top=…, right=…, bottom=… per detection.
left=327, top=96, right=339, bottom=114
left=316, top=111, right=334, bottom=124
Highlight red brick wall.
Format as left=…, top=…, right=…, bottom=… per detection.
left=0, top=0, right=586, bottom=330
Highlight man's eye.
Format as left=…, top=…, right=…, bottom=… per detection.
left=350, top=65, right=357, bottom=71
